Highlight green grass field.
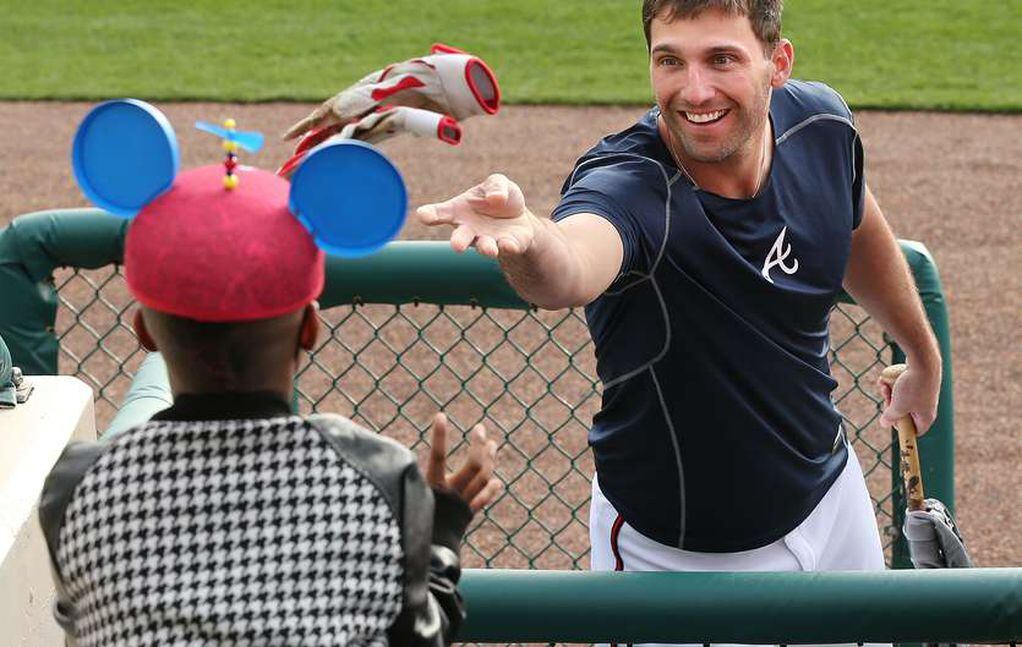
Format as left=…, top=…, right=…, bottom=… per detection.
left=2, top=0, right=1019, bottom=110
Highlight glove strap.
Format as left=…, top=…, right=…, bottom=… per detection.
left=437, top=116, right=461, bottom=145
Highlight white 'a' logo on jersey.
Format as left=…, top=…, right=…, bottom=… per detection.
left=761, top=226, right=799, bottom=284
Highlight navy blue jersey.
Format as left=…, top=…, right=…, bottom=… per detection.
left=552, top=80, right=865, bottom=552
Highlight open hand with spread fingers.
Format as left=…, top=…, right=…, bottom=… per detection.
left=416, top=173, right=541, bottom=259
left=425, top=413, right=502, bottom=512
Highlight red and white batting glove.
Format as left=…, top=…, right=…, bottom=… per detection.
left=337, top=106, right=463, bottom=145
left=278, top=106, right=463, bottom=177
left=278, top=43, right=500, bottom=178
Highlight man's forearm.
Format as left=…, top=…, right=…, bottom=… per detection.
left=847, top=244, right=941, bottom=370
left=498, top=213, right=588, bottom=309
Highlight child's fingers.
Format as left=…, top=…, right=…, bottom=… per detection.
left=470, top=424, right=494, bottom=460
left=425, top=413, right=448, bottom=488
left=469, top=478, right=504, bottom=512
left=459, top=450, right=497, bottom=503
left=447, top=425, right=489, bottom=493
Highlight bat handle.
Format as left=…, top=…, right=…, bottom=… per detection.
left=879, top=364, right=926, bottom=512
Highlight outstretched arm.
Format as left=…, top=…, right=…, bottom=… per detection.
left=416, top=174, right=623, bottom=309
left=843, top=186, right=942, bottom=433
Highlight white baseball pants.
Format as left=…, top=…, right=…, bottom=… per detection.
left=590, top=444, right=886, bottom=647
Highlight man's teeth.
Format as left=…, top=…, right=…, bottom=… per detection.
left=685, top=110, right=727, bottom=124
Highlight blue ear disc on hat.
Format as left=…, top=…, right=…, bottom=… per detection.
left=288, top=139, right=408, bottom=258
left=72, top=99, right=180, bottom=218
left=72, top=99, right=406, bottom=256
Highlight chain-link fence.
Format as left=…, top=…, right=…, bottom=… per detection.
left=53, top=262, right=919, bottom=571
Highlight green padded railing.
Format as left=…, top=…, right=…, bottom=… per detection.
left=1, top=208, right=954, bottom=573
left=458, top=569, right=1022, bottom=644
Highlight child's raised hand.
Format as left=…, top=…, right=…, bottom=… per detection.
left=425, top=413, right=502, bottom=512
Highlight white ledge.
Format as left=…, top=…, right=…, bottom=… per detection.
left=0, top=376, right=95, bottom=647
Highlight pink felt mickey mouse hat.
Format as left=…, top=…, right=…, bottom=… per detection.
left=72, top=99, right=407, bottom=322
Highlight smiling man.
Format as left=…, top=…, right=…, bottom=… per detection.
left=418, top=0, right=942, bottom=602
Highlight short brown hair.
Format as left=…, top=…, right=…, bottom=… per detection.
left=641, top=0, right=783, bottom=51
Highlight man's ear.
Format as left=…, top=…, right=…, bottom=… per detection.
left=133, top=309, right=158, bottom=352
left=770, top=39, right=794, bottom=88
left=299, top=302, right=320, bottom=352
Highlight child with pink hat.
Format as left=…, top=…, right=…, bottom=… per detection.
left=39, top=98, right=501, bottom=647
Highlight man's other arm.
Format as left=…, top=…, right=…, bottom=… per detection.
left=843, top=186, right=942, bottom=432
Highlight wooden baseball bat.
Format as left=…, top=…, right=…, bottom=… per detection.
left=879, top=364, right=926, bottom=512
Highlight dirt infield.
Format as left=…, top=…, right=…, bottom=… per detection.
left=1, top=102, right=1019, bottom=568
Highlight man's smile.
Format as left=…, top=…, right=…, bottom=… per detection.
left=681, top=108, right=730, bottom=125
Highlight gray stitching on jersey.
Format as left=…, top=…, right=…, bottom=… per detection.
left=835, top=92, right=855, bottom=122
left=571, top=152, right=678, bottom=279
left=571, top=153, right=678, bottom=386
left=653, top=171, right=682, bottom=272
left=570, top=151, right=673, bottom=187
left=775, top=114, right=856, bottom=146
left=605, top=170, right=680, bottom=296
left=650, top=365, right=686, bottom=547
left=852, top=135, right=861, bottom=186
left=605, top=270, right=649, bottom=295
left=602, top=276, right=671, bottom=389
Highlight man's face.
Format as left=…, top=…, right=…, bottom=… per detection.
left=649, top=8, right=787, bottom=164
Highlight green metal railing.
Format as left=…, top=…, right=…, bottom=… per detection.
left=1, top=208, right=955, bottom=573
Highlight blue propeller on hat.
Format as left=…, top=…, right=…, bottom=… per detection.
left=194, top=120, right=265, bottom=153
left=195, top=119, right=264, bottom=190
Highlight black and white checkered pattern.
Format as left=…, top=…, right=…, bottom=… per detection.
left=56, top=417, right=405, bottom=646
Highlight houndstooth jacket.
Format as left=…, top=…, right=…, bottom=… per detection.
left=39, top=393, right=472, bottom=647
